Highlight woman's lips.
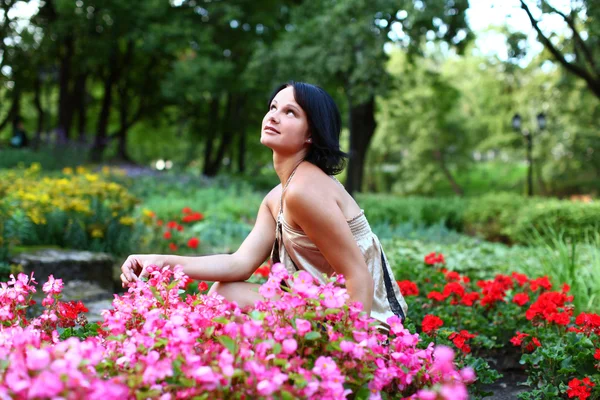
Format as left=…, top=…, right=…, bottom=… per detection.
left=264, top=125, right=280, bottom=134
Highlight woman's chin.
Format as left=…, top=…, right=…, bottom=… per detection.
left=260, top=135, right=275, bottom=149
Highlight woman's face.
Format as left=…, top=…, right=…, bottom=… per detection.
left=260, top=86, right=311, bottom=155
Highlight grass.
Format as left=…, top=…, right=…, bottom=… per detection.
left=518, top=227, right=600, bottom=313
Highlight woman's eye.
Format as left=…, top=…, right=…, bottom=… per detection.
left=287, top=109, right=295, bottom=116
left=270, top=105, right=276, bottom=110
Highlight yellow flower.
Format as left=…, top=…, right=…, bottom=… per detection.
left=76, top=166, right=87, bottom=175
left=62, top=167, right=74, bottom=175
left=102, top=166, right=111, bottom=175
left=84, top=174, right=99, bottom=182
left=91, top=228, right=104, bottom=238
left=119, top=216, right=135, bottom=226
left=142, top=209, right=156, bottom=218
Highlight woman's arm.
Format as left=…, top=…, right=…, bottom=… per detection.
left=120, top=195, right=276, bottom=285
left=285, top=183, right=374, bottom=314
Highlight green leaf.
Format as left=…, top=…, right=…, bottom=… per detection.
left=304, top=331, right=321, bottom=341
left=217, top=335, right=237, bottom=354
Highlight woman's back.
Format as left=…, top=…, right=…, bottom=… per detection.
left=268, top=165, right=408, bottom=325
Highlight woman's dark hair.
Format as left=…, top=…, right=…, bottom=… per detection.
left=268, top=81, right=348, bottom=175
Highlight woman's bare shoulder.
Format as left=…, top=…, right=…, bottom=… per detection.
left=287, top=164, right=336, bottom=201
left=263, top=184, right=283, bottom=216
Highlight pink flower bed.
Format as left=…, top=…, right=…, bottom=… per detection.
left=0, top=264, right=474, bottom=399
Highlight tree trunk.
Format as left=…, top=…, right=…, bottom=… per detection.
left=91, top=64, right=117, bottom=162
left=90, top=41, right=132, bottom=162
left=73, top=73, right=88, bottom=145
left=433, top=149, right=464, bottom=196
left=237, top=125, right=246, bottom=174
left=0, top=87, right=21, bottom=132
left=57, top=34, right=75, bottom=145
left=33, top=76, right=44, bottom=150
left=115, top=87, right=132, bottom=162
left=206, top=93, right=236, bottom=176
left=203, top=95, right=222, bottom=175
left=345, top=95, right=377, bottom=196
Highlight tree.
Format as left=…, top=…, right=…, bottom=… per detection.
left=520, top=0, right=600, bottom=100
left=251, top=0, right=472, bottom=195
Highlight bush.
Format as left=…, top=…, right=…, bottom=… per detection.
left=0, top=266, right=475, bottom=399
left=509, top=201, right=600, bottom=244
left=361, top=192, right=600, bottom=245
left=0, top=145, right=89, bottom=170
left=393, top=251, right=600, bottom=399
left=357, top=194, right=465, bottom=231
left=0, top=164, right=142, bottom=255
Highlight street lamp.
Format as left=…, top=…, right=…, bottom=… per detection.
left=511, top=112, right=546, bottom=197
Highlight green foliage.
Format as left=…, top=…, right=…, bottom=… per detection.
left=518, top=228, right=600, bottom=313
left=0, top=147, right=89, bottom=170
left=357, top=194, right=465, bottom=231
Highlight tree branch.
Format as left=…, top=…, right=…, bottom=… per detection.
left=520, top=1, right=596, bottom=88
left=540, top=0, right=597, bottom=73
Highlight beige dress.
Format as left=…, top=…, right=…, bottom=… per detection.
left=270, top=174, right=408, bottom=325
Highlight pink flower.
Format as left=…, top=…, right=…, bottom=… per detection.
left=292, top=271, right=318, bottom=296
left=312, top=356, right=340, bottom=379
left=282, top=339, right=298, bottom=354
left=42, top=275, right=63, bottom=295
left=28, top=370, right=63, bottom=398
left=460, top=367, right=476, bottom=383
left=295, top=318, right=312, bottom=336
left=257, top=380, right=277, bottom=396
left=26, top=348, right=50, bottom=370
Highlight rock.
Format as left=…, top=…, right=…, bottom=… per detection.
left=84, top=299, right=114, bottom=323
left=10, top=249, right=117, bottom=292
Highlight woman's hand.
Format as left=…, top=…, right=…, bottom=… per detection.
left=120, top=254, right=165, bottom=287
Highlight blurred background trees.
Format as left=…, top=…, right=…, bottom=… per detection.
left=0, top=0, right=598, bottom=197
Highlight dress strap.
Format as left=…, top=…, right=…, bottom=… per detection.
left=279, top=162, right=302, bottom=215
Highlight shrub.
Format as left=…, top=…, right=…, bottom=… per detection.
left=0, top=164, right=141, bottom=254
left=0, top=266, right=474, bottom=399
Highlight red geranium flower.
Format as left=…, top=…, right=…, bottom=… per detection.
left=169, top=243, right=178, bottom=251
left=511, top=272, right=529, bottom=286
left=187, top=237, right=200, bottom=249
left=594, top=349, right=600, bottom=361
left=167, top=221, right=178, bottom=229
left=530, top=276, right=553, bottom=291
left=163, top=231, right=172, bottom=240
left=513, top=293, right=530, bottom=306
left=460, top=292, right=480, bottom=306
left=567, top=377, right=595, bottom=400
left=424, top=252, right=445, bottom=265
left=198, top=281, right=209, bottom=292
left=445, top=271, right=461, bottom=282
left=182, top=212, right=204, bottom=223
left=254, top=265, right=270, bottom=278
left=427, top=291, right=446, bottom=302
left=182, top=207, right=193, bottom=214
left=397, top=280, right=419, bottom=296
left=422, top=315, right=443, bottom=334
left=448, top=330, right=477, bottom=354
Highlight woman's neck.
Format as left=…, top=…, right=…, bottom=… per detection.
left=273, top=153, right=306, bottom=187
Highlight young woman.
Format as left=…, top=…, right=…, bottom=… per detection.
left=120, top=82, right=407, bottom=325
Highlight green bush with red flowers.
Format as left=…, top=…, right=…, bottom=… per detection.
left=393, top=249, right=600, bottom=399
left=138, top=207, right=203, bottom=254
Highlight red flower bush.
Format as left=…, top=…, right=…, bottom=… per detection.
left=422, top=315, right=444, bottom=334
left=512, top=292, right=530, bottom=306
left=424, top=252, right=445, bottom=265
left=448, top=330, right=477, bottom=354
left=397, top=280, right=419, bottom=296
left=567, top=377, right=595, bottom=400
left=187, top=237, right=200, bottom=249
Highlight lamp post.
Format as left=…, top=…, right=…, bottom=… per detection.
left=512, top=112, right=546, bottom=196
